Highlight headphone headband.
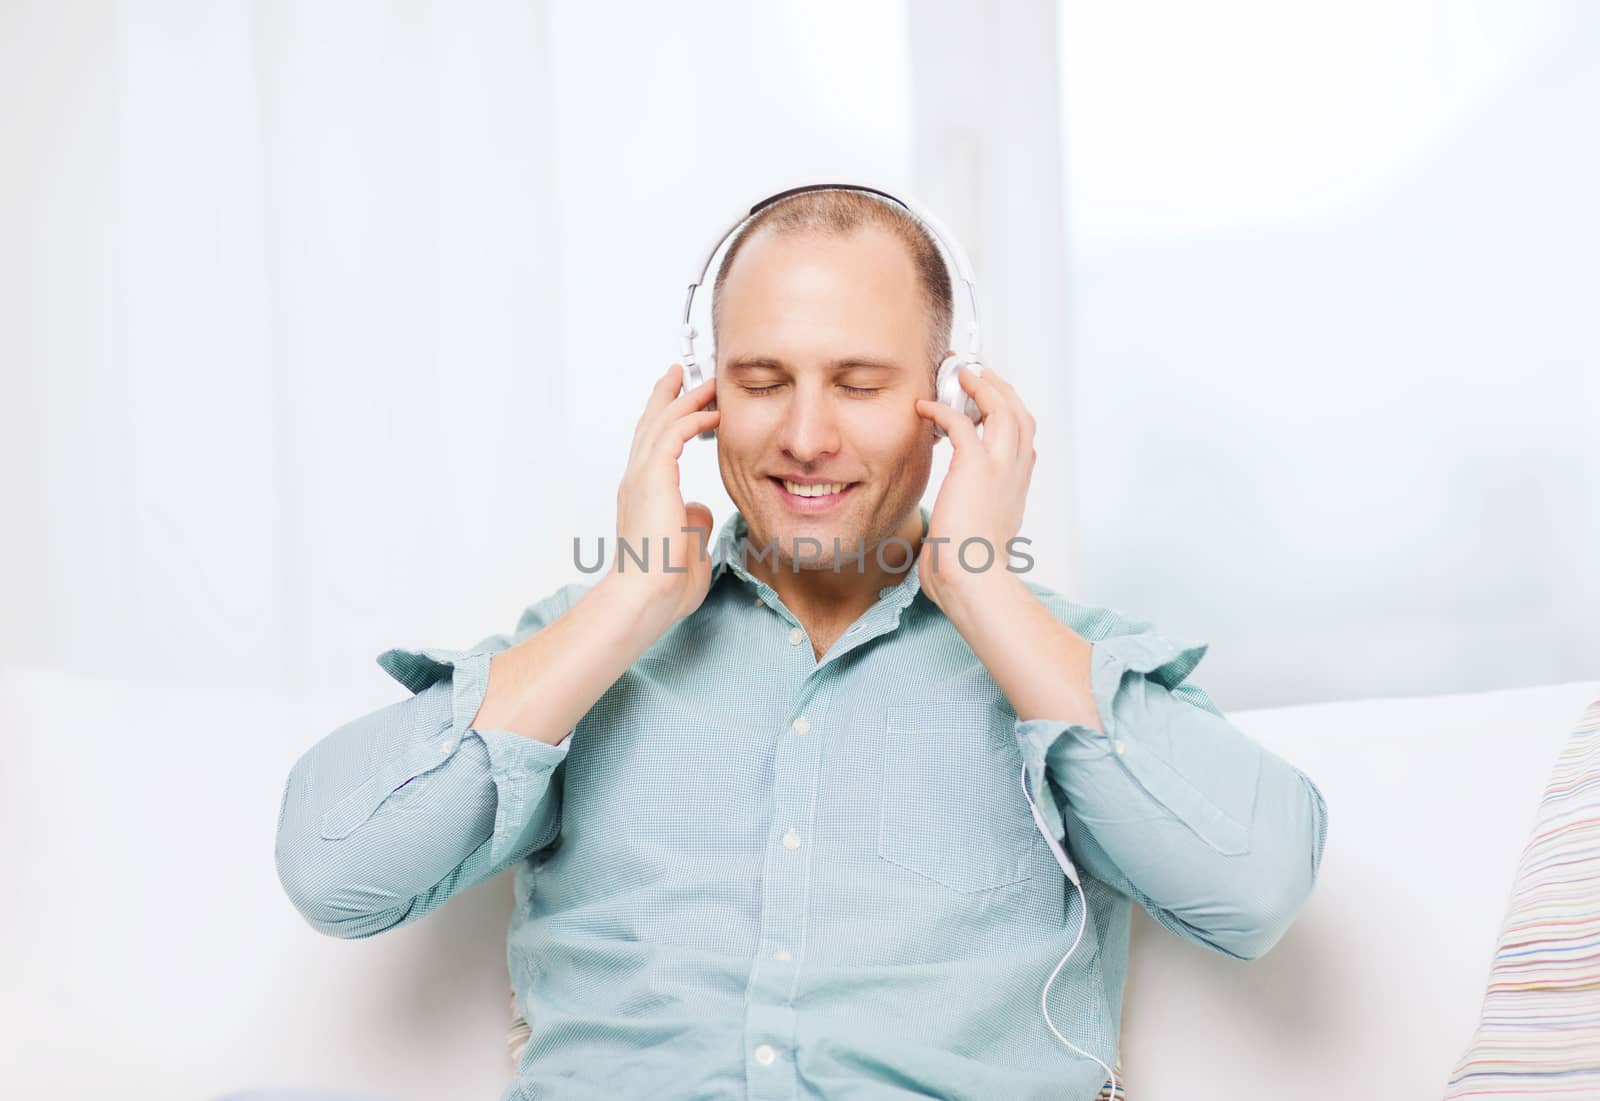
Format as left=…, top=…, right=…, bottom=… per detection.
left=680, top=182, right=981, bottom=362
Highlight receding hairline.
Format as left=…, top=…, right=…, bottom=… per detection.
left=708, top=190, right=955, bottom=371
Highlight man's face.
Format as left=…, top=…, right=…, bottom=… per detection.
left=713, top=225, right=939, bottom=572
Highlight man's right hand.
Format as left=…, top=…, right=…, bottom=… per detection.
left=610, top=361, right=721, bottom=627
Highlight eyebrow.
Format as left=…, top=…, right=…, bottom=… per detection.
left=723, top=355, right=904, bottom=373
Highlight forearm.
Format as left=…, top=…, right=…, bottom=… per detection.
left=937, top=570, right=1101, bottom=728
left=472, top=573, right=675, bottom=745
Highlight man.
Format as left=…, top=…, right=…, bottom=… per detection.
left=275, top=187, right=1329, bottom=1101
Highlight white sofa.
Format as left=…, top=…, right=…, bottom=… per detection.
left=3, top=663, right=1595, bottom=1101
left=1123, top=678, right=1600, bottom=1100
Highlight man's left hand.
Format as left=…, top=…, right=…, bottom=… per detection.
left=913, top=364, right=1036, bottom=612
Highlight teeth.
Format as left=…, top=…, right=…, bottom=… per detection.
left=782, top=480, right=848, bottom=498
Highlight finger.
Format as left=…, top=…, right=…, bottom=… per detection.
left=640, top=368, right=716, bottom=435
left=631, top=408, right=719, bottom=490
left=657, top=407, right=721, bottom=452
left=637, top=369, right=717, bottom=462
left=915, top=396, right=981, bottom=455
left=647, top=373, right=718, bottom=444
left=683, top=500, right=713, bottom=535
left=663, top=372, right=718, bottom=418
left=979, top=367, right=1036, bottom=458
left=631, top=364, right=688, bottom=463
left=682, top=501, right=714, bottom=563
left=959, top=365, right=1016, bottom=455
left=647, top=362, right=686, bottom=412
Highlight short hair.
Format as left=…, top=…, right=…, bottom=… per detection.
left=709, top=188, right=955, bottom=375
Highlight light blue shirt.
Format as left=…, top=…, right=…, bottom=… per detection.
left=276, top=505, right=1328, bottom=1100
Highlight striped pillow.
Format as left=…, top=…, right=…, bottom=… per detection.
left=1443, top=696, right=1600, bottom=1098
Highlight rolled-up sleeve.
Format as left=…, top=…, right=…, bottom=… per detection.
left=367, top=643, right=574, bottom=868
left=275, top=582, right=588, bottom=939
left=1014, top=612, right=1328, bottom=962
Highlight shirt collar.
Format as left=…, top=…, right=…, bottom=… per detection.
left=709, top=505, right=931, bottom=607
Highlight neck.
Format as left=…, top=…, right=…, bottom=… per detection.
left=743, top=507, right=925, bottom=632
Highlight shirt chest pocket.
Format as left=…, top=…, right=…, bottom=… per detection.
left=876, top=702, right=1046, bottom=893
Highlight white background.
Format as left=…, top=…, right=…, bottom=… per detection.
left=3, top=0, right=1593, bottom=712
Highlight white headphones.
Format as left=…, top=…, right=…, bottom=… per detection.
left=678, top=182, right=986, bottom=441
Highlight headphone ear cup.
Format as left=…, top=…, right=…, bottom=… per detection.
left=933, top=354, right=982, bottom=439
left=931, top=354, right=958, bottom=440
left=698, top=355, right=718, bottom=440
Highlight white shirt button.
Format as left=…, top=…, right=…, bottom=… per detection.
left=782, top=828, right=801, bottom=850
left=440, top=740, right=452, bottom=753
left=772, top=948, right=792, bottom=961
left=792, top=716, right=809, bottom=735
left=753, top=594, right=763, bottom=606
left=1112, top=738, right=1126, bottom=756
left=787, top=627, right=804, bottom=645
left=754, top=1043, right=776, bottom=1066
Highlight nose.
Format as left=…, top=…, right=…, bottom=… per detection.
left=776, top=380, right=842, bottom=465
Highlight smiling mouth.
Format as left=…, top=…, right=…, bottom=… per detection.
left=769, top=477, right=859, bottom=506
left=775, top=478, right=854, bottom=497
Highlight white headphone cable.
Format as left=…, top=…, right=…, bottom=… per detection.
left=1021, top=761, right=1118, bottom=1100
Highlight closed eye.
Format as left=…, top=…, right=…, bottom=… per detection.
left=740, top=384, right=880, bottom=397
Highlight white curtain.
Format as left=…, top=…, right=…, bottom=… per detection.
left=2, top=0, right=1076, bottom=713
left=5, top=0, right=576, bottom=707
left=6, top=0, right=1589, bottom=716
